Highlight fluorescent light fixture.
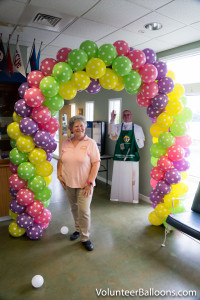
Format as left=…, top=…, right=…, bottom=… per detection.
left=144, top=22, right=162, bottom=31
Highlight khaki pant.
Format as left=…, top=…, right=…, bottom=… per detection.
left=65, top=186, right=93, bottom=242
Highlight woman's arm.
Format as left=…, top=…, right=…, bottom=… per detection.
left=57, top=159, right=66, bottom=190
left=83, top=161, right=100, bottom=197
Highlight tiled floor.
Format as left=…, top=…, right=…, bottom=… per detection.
left=0, top=159, right=199, bottom=300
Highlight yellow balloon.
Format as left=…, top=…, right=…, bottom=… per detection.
left=165, top=99, right=183, bottom=116
left=113, top=76, right=124, bottom=91
left=29, top=148, right=47, bottom=165
left=152, top=137, right=158, bottom=143
left=181, top=171, right=188, bottom=180
left=13, top=112, right=22, bottom=123
left=86, top=58, right=106, bottom=79
left=7, top=122, right=22, bottom=140
left=171, top=182, right=188, bottom=196
left=16, top=135, right=35, bottom=153
left=9, top=209, right=19, bottom=220
left=35, top=161, right=53, bottom=177
left=168, top=83, right=185, bottom=101
left=59, top=81, right=77, bottom=100
left=150, top=123, right=166, bottom=137
left=163, top=195, right=180, bottom=209
left=9, top=221, right=26, bottom=237
left=72, top=71, right=91, bottom=90
left=99, top=68, right=118, bottom=89
left=148, top=211, right=163, bottom=226
left=155, top=203, right=171, bottom=219
left=166, top=70, right=175, bottom=81
left=44, top=175, right=52, bottom=186
left=157, top=112, right=174, bottom=129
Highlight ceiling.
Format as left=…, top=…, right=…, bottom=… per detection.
left=1, top=0, right=200, bottom=63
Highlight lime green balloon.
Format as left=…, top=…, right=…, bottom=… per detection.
left=158, top=132, right=175, bottom=148
left=43, top=94, right=64, bottom=111
left=52, top=62, right=73, bottom=83
left=123, top=70, right=141, bottom=91
left=17, top=162, right=36, bottom=180
left=163, top=220, right=174, bottom=231
left=35, top=186, right=52, bottom=202
left=43, top=199, right=51, bottom=208
left=174, top=107, right=193, bottom=123
left=80, top=40, right=98, bottom=60
left=112, top=56, right=132, bottom=76
left=170, top=120, right=187, bottom=137
left=180, top=95, right=187, bottom=107
left=9, top=148, right=29, bottom=165
left=49, top=109, right=58, bottom=117
left=68, top=49, right=88, bottom=71
left=170, top=203, right=186, bottom=214
left=98, top=44, right=117, bottom=66
left=28, top=175, right=46, bottom=193
left=125, top=86, right=138, bottom=95
left=151, top=156, right=158, bottom=167
left=150, top=143, right=167, bottom=158
left=10, top=139, right=17, bottom=148
left=40, top=76, right=60, bottom=97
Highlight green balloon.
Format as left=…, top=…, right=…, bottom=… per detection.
left=150, top=143, right=167, bottom=158
left=174, top=107, right=193, bottom=123
left=9, top=148, right=29, bottom=165
left=35, top=186, right=52, bottom=202
left=112, top=56, right=132, bottom=76
left=40, top=76, right=60, bottom=97
left=151, top=156, right=158, bottom=167
left=43, top=199, right=51, bottom=208
left=43, top=94, right=64, bottom=111
left=10, top=139, right=17, bottom=148
left=125, top=86, right=138, bottom=95
left=158, top=132, right=175, bottom=148
left=163, top=220, right=174, bottom=231
left=170, top=203, right=186, bottom=214
left=28, top=175, right=46, bottom=193
left=170, top=120, right=187, bottom=137
left=17, top=162, right=36, bottom=180
left=68, top=49, right=88, bottom=71
left=52, top=62, right=72, bottom=83
left=123, top=70, right=142, bottom=91
left=180, top=95, right=187, bottom=107
left=49, top=109, right=59, bottom=117
left=80, top=40, right=98, bottom=60
left=98, top=44, right=117, bottom=66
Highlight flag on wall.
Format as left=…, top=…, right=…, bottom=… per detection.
left=6, top=35, right=14, bottom=74
left=30, top=43, right=37, bottom=71
left=0, top=34, right=10, bottom=77
left=36, top=41, right=42, bottom=70
left=13, top=35, right=26, bottom=77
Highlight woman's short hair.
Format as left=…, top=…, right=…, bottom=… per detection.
left=68, top=115, right=87, bottom=131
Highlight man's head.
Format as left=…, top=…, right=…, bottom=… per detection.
left=122, top=110, right=132, bottom=123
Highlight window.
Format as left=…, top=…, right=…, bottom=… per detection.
left=85, top=101, right=94, bottom=121
left=108, top=98, right=121, bottom=124
left=70, top=103, right=76, bottom=117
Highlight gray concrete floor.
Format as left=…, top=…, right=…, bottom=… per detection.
left=0, top=159, right=200, bottom=300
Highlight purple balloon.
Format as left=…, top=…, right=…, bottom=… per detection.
left=129, top=47, right=134, bottom=51
left=150, top=118, right=157, bottom=124
left=33, top=130, right=52, bottom=149
left=44, top=138, right=57, bottom=153
left=18, top=82, right=30, bottom=98
left=142, top=48, right=157, bottom=64
left=184, top=148, right=190, bottom=158
left=151, top=93, right=169, bottom=110
left=146, top=105, right=163, bottom=118
left=165, top=168, right=181, bottom=185
left=46, top=153, right=53, bottom=162
left=156, top=180, right=171, bottom=195
left=149, top=189, right=164, bottom=203
left=9, top=199, right=26, bottom=214
left=153, top=61, right=167, bottom=80
left=9, top=187, right=18, bottom=198
left=86, top=78, right=101, bottom=94
left=26, top=223, right=44, bottom=240
left=173, top=158, right=190, bottom=172
left=157, top=76, right=175, bottom=94
left=19, top=117, right=38, bottom=136
left=16, top=212, right=34, bottom=229
left=14, top=99, right=32, bottom=117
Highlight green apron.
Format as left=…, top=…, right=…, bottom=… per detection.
left=113, top=124, right=140, bottom=161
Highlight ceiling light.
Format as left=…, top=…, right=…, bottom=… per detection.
left=144, top=22, right=162, bottom=31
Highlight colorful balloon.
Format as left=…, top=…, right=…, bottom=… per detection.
left=29, top=148, right=47, bottom=165
left=24, top=87, right=45, bottom=107
left=7, top=122, right=22, bottom=140
left=148, top=211, right=163, bottom=226
left=142, top=48, right=157, bottom=64
left=127, top=49, right=146, bottom=70
left=56, top=47, right=72, bottom=63
left=16, top=212, right=34, bottom=229
left=27, top=71, right=45, bottom=88
left=19, top=117, right=38, bottom=136
left=26, top=200, right=44, bottom=217
left=59, top=81, right=77, bottom=100
left=86, top=58, right=106, bottom=79
left=52, top=62, right=73, bottom=83
left=16, top=135, right=35, bottom=153
left=17, top=162, right=36, bottom=180
left=113, top=40, right=129, bottom=56
left=9, top=148, right=29, bottom=165
left=68, top=49, right=88, bottom=71
left=98, top=43, right=117, bottom=66
left=165, top=168, right=181, bottom=185
left=138, top=63, right=158, bottom=83
left=85, top=78, right=102, bottom=94
left=40, top=58, right=57, bottom=76
left=26, top=223, right=43, bottom=239
left=14, top=99, right=32, bottom=118
left=167, top=144, right=185, bottom=161
left=112, top=56, right=132, bottom=76
left=18, top=82, right=30, bottom=98
left=99, top=68, right=118, bottom=89
left=80, top=40, right=98, bottom=60
left=39, top=76, right=60, bottom=97
left=43, top=94, right=64, bottom=111
left=16, top=188, right=35, bottom=206
left=140, top=82, right=158, bottom=98
left=9, top=221, right=26, bottom=237
left=28, top=175, right=46, bottom=193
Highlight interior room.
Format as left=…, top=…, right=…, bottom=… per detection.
left=0, top=1, right=200, bottom=299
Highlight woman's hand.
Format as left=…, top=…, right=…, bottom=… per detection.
left=82, top=184, right=93, bottom=197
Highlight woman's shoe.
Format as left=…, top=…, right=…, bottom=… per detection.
left=70, top=231, right=80, bottom=240
left=82, top=240, right=94, bottom=251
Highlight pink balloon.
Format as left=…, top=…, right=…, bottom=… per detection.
left=38, top=117, right=59, bottom=133
left=16, top=188, right=35, bottom=206
left=34, top=208, right=52, bottom=225
left=113, top=40, right=129, bottom=56
left=150, top=166, right=165, bottom=181
left=140, top=82, right=158, bottom=98
left=41, top=222, right=49, bottom=230
left=150, top=178, right=158, bottom=189
left=27, top=71, right=45, bottom=88
left=157, top=156, right=173, bottom=171
left=26, top=200, right=44, bottom=217
left=138, top=63, right=158, bottom=83
left=9, top=174, right=27, bottom=190
left=136, top=92, right=151, bottom=107
left=127, top=49, right=146, bottom=70
left=167, top=144, right=185, bottom=161
left=40, top=58, right=57, bottom=76
left=9, top=162, right=18, bottom=173
left=24, top=87, right=45, bottom=108
left=56, top=47, right=72, bottom=62
left=31, top=106, right=51, bottom=124
left=175, top=134, right=192, bottom=148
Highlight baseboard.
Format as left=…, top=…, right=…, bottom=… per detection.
left=96, top=175, right=112, bottom=185
left=0, top=216, right=11, bottom=222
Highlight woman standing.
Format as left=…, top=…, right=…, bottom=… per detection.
left=57, top=115, right=100, bottom=251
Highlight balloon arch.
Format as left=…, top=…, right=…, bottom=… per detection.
left=7, top=40, right=192, bottom=239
